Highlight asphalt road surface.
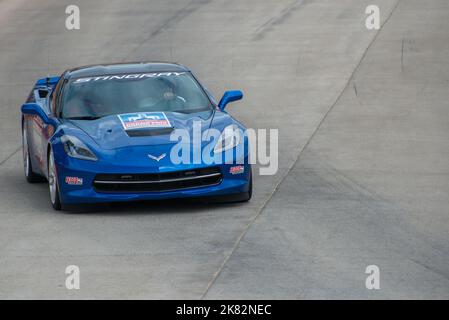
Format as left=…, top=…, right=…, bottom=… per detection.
left=0, top=0, right=448, bottom=299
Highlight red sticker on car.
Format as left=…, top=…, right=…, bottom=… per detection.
left=65, top=176, right=83, bottom=185
left=229, top=166, right=244, bottom=175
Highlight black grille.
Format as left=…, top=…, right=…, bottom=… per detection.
left=93, top=167, right=222, bottom=193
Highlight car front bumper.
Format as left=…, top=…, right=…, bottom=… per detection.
left=55, top=153, right=251, bottom=205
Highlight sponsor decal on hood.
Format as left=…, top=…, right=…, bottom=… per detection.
left=117, top=112, right=172, bottom=130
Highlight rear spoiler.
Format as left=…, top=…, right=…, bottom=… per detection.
left=25, top=76, right=60, bottom=102
left=35, top=76, right=60, bottom=88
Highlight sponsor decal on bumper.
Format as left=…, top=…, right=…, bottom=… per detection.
left=229, top=165, right=245, bottom=175
left=65, top=176, right=83, bottom=185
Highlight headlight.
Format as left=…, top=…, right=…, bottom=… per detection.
left=214, top=124, right=242, bottom=153
left=61, top=135, right=97, bottom=161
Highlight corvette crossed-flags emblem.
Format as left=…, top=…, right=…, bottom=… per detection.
left=147, top=153, right=166, bottom=162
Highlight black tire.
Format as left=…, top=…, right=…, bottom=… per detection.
left=243, top=168, right=253, bottom=201
left=23, top=124, right=44, bottom=183
left=51, top=186, right=62, bottom=211
left=48, top=148, right=62, bottom=211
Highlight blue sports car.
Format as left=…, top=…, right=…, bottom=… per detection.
left=21, top=62, right=252, bottom=210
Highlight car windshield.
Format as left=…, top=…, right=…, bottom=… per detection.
left=61, top=72, right=213, bottom=119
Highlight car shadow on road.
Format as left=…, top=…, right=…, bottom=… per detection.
left=22, top=178, right=252, bottom=215
left=61, top=197, right=248, bottom=215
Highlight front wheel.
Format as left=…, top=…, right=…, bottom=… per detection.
left=244, top=169, right=253, bottom=201
left=48, top=148, right=62, bottom=210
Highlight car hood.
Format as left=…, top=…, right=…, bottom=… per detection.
left=66, top=110, right=215, bottom=150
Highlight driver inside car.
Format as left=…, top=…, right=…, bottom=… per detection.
left=64, top=85, right=108, bottom=118
left=155, top=78, right=186, bottom=111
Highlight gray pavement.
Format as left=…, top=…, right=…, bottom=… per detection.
left=0, top=0, right=448, bottom=299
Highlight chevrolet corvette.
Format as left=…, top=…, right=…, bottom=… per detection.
left=21, top=62, right=251, bottom=210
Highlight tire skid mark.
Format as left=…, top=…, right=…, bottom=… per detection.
left=0, top=147, right=21, bottom=167
left=252, top=0, right=306, bottom=41
left=124, top=0, right=213, bottom=60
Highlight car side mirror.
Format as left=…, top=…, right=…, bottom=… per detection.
left=218, top=90, right=243, bottom=110
left=21, top=103, right=50, bottom=124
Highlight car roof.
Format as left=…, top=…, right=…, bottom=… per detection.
left=65, top=62, right=190, bottom=79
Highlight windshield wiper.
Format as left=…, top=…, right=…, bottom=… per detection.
left=66, top=116, right=102, bottom=120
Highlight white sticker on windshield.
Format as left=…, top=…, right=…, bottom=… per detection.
left=73, top=72, right=185, bottom=84
left=118, top=112, right=172, bottom=130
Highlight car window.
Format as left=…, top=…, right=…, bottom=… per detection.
left=51, top=74, right=65, bottom=115
left=61, top=72, right=212, bottom=119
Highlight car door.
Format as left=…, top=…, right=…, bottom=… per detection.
left=24, top=86, right=48, bottom=175
left=39, top=76, right=65, bottom=174
left=30, top=76, right=63, bottom=175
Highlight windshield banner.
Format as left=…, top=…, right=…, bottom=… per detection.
left=73, top=72, right=185, bottom=83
